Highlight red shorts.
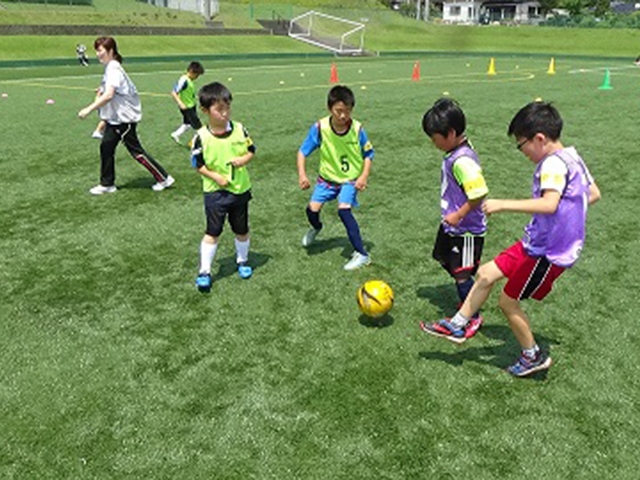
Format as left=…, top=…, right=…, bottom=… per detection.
left=494, top=241, right=566, bottom=301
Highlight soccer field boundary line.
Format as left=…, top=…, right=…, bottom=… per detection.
left=0, top=57, right=556, bottom=85
left=7, top=71, right=537, bottom=99
left=2, top=58, right=442, bottom=84
left=568, top=65, right=638, bottom=74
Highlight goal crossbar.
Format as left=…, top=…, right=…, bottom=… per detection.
left=288, top=10, right=365, bottom=54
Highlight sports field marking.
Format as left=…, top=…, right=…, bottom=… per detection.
left=5, top=70, right=537, bottom=99
left=568, top=65, right=637, bottom=74
left=1, top=57, right=548, bottom=84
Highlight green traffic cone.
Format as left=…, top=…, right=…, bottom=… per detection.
left=598, top=69, right=613, bottom=90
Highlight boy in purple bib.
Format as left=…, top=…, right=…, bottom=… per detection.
left=420, top=98, right=489, bottom=342
left=423, top=101, right=601, bottom=377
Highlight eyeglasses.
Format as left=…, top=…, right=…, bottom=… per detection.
left=516, top=138, right=530, bottom=151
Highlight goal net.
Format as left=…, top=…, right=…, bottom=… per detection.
left=288, top=11, right=365, bottom=55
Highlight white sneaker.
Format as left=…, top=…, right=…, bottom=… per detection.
left=91, top=131, right=103, bottom=139
left=302, top=228, right=321, bottom=247
left=89, top=184, right=117, bottom=195
left=170, top=132, right=181, bottom=144
left=344, top=252, right=371, bottom=271
left=152, top=175, right=175, bottom=192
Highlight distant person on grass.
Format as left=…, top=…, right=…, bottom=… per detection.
left=76, top=43, right=89, bottom=67
left=297, top=85, right=374, bottom=271
left=422, top=101, right=601, bottom=377
left=192, top=82, right=256, bottom=293
left=78, top=36, right=174, bottom=195
left=170, top=61, right=205, bottom=145
left=419, top=98, right=489, bottom=343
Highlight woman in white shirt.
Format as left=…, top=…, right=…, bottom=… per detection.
left=78, top=36, right=174, bottom=195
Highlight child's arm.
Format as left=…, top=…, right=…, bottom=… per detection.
left=297, top=122, right=321, bottom=190
left=588, top=182, right=601, bottom=205
left=78, top=86, right=115, bottom=119
left=355, top=127, right=374, bottom=190
left=171, top=90, right=187, bottom=111
left=196, top=166, right=229, bottom=187
left=297, top=151, right=311, bottom=189
left=483, top=190, right=561, bottom=216
left=355, top=158, right=372, bottom=190
left=444, top=197, right=486, bottom=226
left=229, top=152, right=254, bottom=168
left=191, top=134, right=229, bottom=187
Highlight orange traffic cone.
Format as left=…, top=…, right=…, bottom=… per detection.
left=411, top=61, right=421, bottom=81
left=330, top=63, right=339, bottom=83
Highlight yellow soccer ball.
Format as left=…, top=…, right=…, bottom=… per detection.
left=357, top=280, right=394, bottom=318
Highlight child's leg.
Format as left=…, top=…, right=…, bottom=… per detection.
left=457, top=260, right=504, bottom=320
left=199, top=234, right=218, bottom=274
left=229, top=195, right=252, bottom=278
left=498, top=292, right=536, bottom=350
left=172, top=123, right=191, bottom=138
left=338, top=205, right=366, bottom=255
left=499, top=290, right=552, bottom=376
left=421, top=260, right=503, bottom=341
left=92, top=120, right=106, bottom=139
left=234, top=233, right=250, bottom=264
left=306, top=201, right=324, bottom=230
left=455, top=275, right=474, bottom=306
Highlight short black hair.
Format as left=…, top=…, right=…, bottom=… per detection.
left=508, top=101, right=563, bottom=141
left=327, top=85, right=355, bottom=109
left=188, top=61, right=205, bottom=75
left=422, top=98, right=466, bottom=137
left=199, top=82, right=232, bottom=109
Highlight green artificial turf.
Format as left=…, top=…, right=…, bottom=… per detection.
left=1, top=54, right=638, bottom=478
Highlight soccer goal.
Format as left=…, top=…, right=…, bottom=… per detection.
left=288, top=11, right=365, bottom=55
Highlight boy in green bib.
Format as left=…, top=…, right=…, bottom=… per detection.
left=297, top=85, right=375, bottom=271
left=171, top=61, right=205, bottom=145
left=191, top=82, right=256, bottom=292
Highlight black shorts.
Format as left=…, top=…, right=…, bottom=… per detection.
left=204, top=190, right=252, bottom=237
left=181, top=106, right=202, bottom=130
left=432, top=224, right=484, bottom=279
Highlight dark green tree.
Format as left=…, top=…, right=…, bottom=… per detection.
left=538, top=0, right=560, bottom=15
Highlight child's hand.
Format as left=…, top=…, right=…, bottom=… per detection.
left=482, top=199, right=501, bottom=215
left=212, top=172, right=229, bottom=187
left=355, top=177, right=368, bottom=191
left=443, top=212, right=462, bottom=226
left=299, top=174, right=310, bottom=190
left=228, top=158, right=243, bottom=168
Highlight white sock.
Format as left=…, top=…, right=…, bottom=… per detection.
left=235, top=238, right=250, bottom=264
left=173, top=124, right=191, bottom=136
left=450, top=311, right=470, bottom=329
left=199, top=241, right=217, bottom=274
left=523, top=344, right=540, bottom=359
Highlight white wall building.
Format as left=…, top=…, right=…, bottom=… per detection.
left=442, top=0, right=542, bottom=24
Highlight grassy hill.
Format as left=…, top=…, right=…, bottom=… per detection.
left=1, top=0, right=640, bottom=60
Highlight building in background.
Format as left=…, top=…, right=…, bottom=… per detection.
left=442, top=0, right=542, bottom=24
left=144, top=0, right=219, bottom=19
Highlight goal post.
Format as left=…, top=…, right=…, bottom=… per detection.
left=288, top=11, right=365, bottom=55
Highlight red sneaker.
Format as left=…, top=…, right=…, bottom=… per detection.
left=464, top=315, right=484, bottom=339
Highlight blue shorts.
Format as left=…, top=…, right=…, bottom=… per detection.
left=310, top=178, right=359, bottom=207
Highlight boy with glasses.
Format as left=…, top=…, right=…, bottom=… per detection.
left=422, top=101, right=601, bottom=377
